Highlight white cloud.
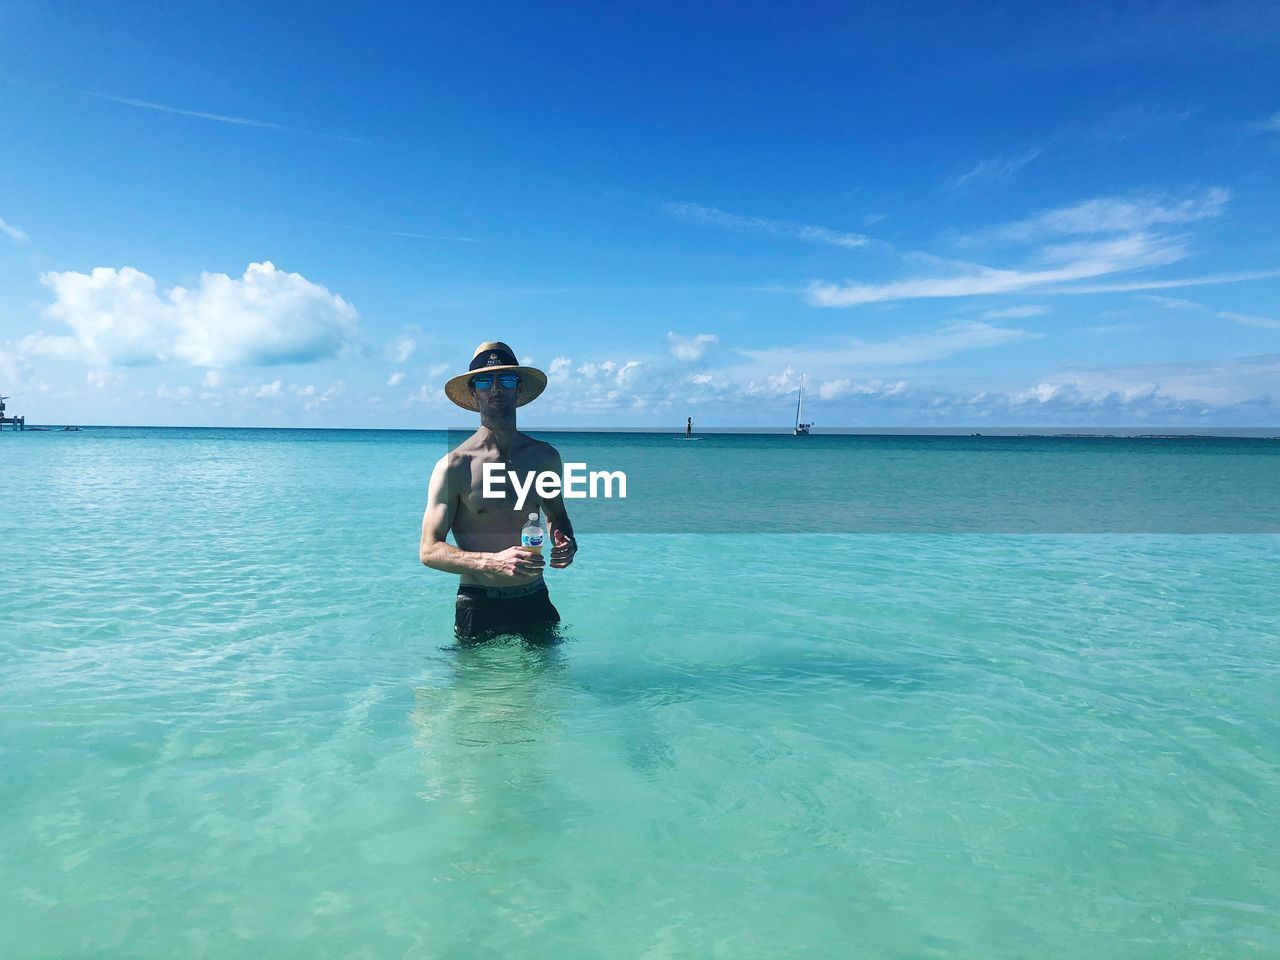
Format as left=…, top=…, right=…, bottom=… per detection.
left=89, top=92, right=365, bottom=143
left=27, top=261, right=358, bottom=368
left=385, top=335, right=416, bottom=364
left=0, top=347, right=33, bottom=388
left=810, top=226, right=1197, bottom=307
left=666, top=332, right=718, bottom=361
left=807, top=188, right=1262, bottom=309
left=1036, top=232, right=1184, bottom=265
left=1013, top=379, right=1158, bottom=406
left=531, top=325, right=1035, bottom=418
left=1, top=216, right=28, bottom=243
left=763, top=367, right=798, bottom=394
left=738, top=321, right=1036, bottom=368
left=951, top=148, right=1042, bottom=189
left=983, top=187, right=1229, bottom=242
left=782, top=354, right=1280, bottom=423
left=809, top=238, right=1181, bottom=306
left=662, top=202, right=870, bottom=249
left=1012, top=354, right=1280, bottom=408
left=1142, top=295, right=1202, bottom=309
left=86, top=369, right=125, bottom=389
left=203, top=370, right=223, bottom=388
left=1219, top=311, right=1280, bottom=330
left=616, top=360, right=642, bottom=384
left=1247, top=111, right=1280, bottom=133
left=27, top=267, right=172, bottom=364
left=156, top=384, right=191, bottom=402
left=818, top=378, right=908, bottom=400
left=387, top=371, right=406, bottom=386
left=173, top=263, right=358, bottom=367
left=980, top=305, right=1048, bottom=319
left=1083, top=323, right=1142, bottom=335
left=533, top=354, right=661, bottom=413
left=303, top=381, right=344, bottom=411
left=1045, top=269, right=1280, bottom=294
left=495, top=325, right=1280, bottom=424
left=255, top=380, right=282, bottom=398
left=93, top=93, right=286, bottom=130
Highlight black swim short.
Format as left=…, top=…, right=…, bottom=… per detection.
left=455, top=580, right=561, bottom=641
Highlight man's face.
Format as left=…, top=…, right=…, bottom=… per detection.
left=469, top=371, right=522, bottom=415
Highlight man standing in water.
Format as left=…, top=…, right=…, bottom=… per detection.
left=420, top=341, right=577, bottom=640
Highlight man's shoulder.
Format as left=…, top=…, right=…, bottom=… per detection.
left=519, top=435, right=562, bottom=464
left=435, top=448, right=477, bottom=474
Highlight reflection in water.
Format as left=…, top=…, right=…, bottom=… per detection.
left=411, top=636, right=570, bottom=838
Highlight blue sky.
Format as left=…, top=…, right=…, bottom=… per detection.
left=1, top=0, right=1278, bottom=428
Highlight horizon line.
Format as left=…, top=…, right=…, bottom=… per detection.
left=12, top=423, right=1279, bottom=438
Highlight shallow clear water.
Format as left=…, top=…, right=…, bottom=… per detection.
left=2, top=428, right=1278, bottom=958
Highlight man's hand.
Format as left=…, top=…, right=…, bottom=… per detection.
left=487, top=545, right=546, bottom=580
left=549, top=529, right=577, bottom=569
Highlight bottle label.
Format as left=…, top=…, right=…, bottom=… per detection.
left=522, top=533, right=543, bottom=548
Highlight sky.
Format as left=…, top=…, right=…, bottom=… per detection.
left=1, top=0, right=1278, bottom=429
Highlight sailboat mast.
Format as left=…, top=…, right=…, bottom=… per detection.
left=795, top=375, right=804, bottom=428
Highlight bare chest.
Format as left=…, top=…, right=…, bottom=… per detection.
left=454, top=455, right=547, bottom=536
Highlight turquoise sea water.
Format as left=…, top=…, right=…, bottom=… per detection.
left=2, top=428, right=1278, bottom=958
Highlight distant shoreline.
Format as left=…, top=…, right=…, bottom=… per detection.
left=14, top=424, right=1280, bottom=439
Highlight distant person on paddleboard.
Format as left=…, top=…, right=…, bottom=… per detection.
left=686, top=417, right=692, bottom=439
left=419, top=341, right=577, bottom=641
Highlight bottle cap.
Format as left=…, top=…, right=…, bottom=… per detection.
left=528, top=512, right=539, bottom=520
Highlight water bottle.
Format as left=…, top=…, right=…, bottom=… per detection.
left=520, top=512, right=545, bottom=555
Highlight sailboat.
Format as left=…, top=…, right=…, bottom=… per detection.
left=794, top=375, right=812, bottom=435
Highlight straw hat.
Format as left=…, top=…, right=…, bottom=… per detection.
left=444, top=341, right=548, bottom=411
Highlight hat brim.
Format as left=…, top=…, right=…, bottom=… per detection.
left=444, top=365, right=548, bottom=411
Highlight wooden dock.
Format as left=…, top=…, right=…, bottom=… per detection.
left=0, top=395, right=25, bottom=430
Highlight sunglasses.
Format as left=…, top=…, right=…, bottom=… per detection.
left=470, top=373, right=521, bottom=391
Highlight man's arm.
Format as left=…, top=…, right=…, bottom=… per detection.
left=420, top=455, right=484, bottom=574
left=541, top=447, right=578, bottom=569
left=419, top=455, right=545, bottom=580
